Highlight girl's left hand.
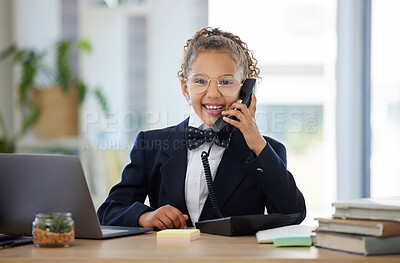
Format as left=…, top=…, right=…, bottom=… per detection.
left=221, top=93, right=266, bottom=156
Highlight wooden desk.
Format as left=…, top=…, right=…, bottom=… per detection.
left=1, top=231, right=399, bottom=263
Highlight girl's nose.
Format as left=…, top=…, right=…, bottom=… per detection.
left=206, top=79, right=221, bottom=97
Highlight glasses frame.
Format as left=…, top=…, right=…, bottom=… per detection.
left=185, top=72, right=244, bottom=97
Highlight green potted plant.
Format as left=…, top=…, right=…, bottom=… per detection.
left=0, top=39, right=108, bottom=152
left=32, top=212, right=75, bottom=247
left=32, top=39, right=108, bottom=137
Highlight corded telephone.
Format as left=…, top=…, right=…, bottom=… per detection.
left=197, top=78, right=303, bottom=236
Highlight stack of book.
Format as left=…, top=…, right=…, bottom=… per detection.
left=315, top=196, right=400, bottom=255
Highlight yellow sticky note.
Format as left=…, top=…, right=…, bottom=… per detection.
left=157, top=229, right=200, bottom=242
left=157, top=229, right=200, bottom=238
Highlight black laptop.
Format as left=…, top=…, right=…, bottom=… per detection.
left=0, top=153, right=152, bottom=239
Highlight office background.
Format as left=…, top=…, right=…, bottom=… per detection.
left=0, top=0, right=399, bottom=225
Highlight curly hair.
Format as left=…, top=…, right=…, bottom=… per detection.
left=178, top=27, right=260, bottom=81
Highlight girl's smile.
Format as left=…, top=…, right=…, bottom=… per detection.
left=203, top=103, right=225, bottom=116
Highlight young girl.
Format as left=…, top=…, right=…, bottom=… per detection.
left=97, top=27, right=306, bottom=229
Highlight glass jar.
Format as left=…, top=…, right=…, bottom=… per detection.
left=32, top=212, right=75, bottom=247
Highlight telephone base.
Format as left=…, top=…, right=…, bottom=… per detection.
left=195, top=213, right=302, bottom=236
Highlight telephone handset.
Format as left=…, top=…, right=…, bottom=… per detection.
left=201, top=78, right=257, bottom=219
left=212, top=78, right=257, bottom=139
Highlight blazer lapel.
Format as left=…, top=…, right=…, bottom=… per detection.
left=159, top=119, right=189, bottom=214
left=199, top=129, right=252, bottom=220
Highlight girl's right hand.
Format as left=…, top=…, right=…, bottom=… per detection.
left=138, top=204, right=189, bottom=229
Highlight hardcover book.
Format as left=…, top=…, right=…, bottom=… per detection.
left=315, top=231, right=400, bottom=256
left=332, top=197, right=400, bottom=222
left=316, top=217, right=400, bottom=237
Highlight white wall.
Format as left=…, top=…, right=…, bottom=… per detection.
left=80, top=5, right=129, bottom=141
left=147, top=0, right=207, bottom=129
left=13, top=0, right=61, bottom=68
left=0, top=0, right=14, bottom=135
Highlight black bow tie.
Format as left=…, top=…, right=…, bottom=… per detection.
left=185, top=126, right=231, bottom=150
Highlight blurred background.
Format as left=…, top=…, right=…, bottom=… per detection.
left=0, top=0, right=399, bottom=225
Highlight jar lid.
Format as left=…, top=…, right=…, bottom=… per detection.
left=35, top=212, right=72, bottom=217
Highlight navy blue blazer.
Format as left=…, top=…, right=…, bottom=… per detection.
left=97, top=118, right=306, bottom=227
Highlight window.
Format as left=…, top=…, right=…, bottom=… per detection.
left=370, top=0, right=400, bottom=197
left=209, top=0, right=337, bottom=224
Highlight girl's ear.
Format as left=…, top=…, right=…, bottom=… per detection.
left=180, top=77, right=189, bottom=98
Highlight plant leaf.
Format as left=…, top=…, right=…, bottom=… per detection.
left=75, top=80, right=88, bottom=103
left=0, top=112, right=15, bottom=153
left=56, top=40, right=72, bottom=92
left=14, top=49, right=44, bottom=106
left=15, top=106, right=41, bottom=140
left=39, top=213, right=72, bottom=233
left=0, top=44, right=16, bottom=61
left=0, top=111, right=9, bottom=138
left=0, top=137, right=15, bottom=153
left=94, top=87, right=109, bottom=115
left=78, top=39, right=92, bottom=53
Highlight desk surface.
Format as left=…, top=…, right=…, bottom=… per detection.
left=1, top=231, right=399, bottom=263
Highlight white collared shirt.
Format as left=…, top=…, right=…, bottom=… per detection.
left=184, top=112, right=226, bottom=226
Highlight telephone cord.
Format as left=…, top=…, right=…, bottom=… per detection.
left=201, top=136, right=224, bottom=218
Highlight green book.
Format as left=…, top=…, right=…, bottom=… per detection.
left=273, top=236, right=312, bottom=247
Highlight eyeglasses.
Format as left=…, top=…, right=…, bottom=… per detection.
left=185, top=72, right=243, bottom=97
